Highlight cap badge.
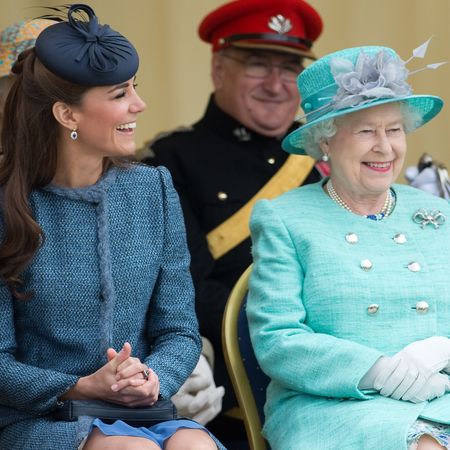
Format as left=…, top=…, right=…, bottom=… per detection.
left=268, top=15, right=292, bottom=35
left=233, top=127, right=252, bottom=142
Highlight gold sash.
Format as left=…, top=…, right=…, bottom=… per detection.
left=206, top=154, right=315, bottom=260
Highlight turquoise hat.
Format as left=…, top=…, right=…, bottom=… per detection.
left=282, top=45, right=444, bottom=156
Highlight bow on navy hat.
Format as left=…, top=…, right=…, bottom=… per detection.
left=35, top=4, right=139, bottom=86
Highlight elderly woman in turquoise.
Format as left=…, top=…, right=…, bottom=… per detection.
left=247, top=44, right=450, bottom=450
left=0, top=5, right=225, bottom=450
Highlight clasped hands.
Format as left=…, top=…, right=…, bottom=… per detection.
left=83, top=342, right=159, bottom=407
left=360, top=336, right=450, bottom=403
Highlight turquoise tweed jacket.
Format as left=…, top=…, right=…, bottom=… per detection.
left=0, top=165, right=225, bottom=449
left=247, top=180, right=450, bottom=450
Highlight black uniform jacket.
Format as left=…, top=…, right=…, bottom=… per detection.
left=143, top=96, right=321, bottom=405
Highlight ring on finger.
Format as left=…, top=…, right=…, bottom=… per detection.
left=142, top=367, right=151, bottom=380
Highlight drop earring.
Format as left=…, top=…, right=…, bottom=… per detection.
left=321, top=153, right=329, bottom=162
left=70, top=129, right=78, bottom=140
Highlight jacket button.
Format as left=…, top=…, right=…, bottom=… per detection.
left=267, top=157, right=276, bottom=165
left=407, top=262, right=421, bottom=272
left=367, top=304, right=379, bottom=315
left=346, top=233, right=358, bottom=244
left=393, top=233, right=407, bottom=244
left=217, top=191, right=228, bottom=201
left=360, top=259, right=372, bottom=271
left=415, top=301, right=429, bottom=313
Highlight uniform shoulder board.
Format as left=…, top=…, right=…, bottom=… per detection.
left=138, top=126, right=194, bottom=160
left=148, top=126, right=194, bottom=149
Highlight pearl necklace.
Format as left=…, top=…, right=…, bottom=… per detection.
left=326, top=180, right=394, bottom=221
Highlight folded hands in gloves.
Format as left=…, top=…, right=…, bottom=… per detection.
left=171, top=354, right=225, bottom=425
left=360, top=336, right=450, bottom=403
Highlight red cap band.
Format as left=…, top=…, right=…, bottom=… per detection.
left=198, top=0, right=323, bottom=58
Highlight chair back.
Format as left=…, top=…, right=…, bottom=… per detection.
left=222, top=265, right=271, bottom=450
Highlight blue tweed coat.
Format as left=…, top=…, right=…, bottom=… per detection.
left=0, top=165, right=223, bottom=449
left=247, top=180, right=450, bottom=450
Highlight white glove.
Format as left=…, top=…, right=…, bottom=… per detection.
left=407, top=372, right=450, bottom=403
left=359, top=355, right=428, bottom=401
left=171, top=354, right=225, bottom=425
left=397, top=336, right=450, bottom=376
left=405, top=166, right=445, bottom=198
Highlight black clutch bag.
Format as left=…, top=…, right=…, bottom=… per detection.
left=53, top=399, right=178, bottom=427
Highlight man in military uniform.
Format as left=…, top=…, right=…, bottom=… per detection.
left=143, top=0, right=326, bottom=442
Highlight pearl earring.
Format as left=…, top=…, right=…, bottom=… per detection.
left=321, top=153, right=329, bottom=162
left=70, top=129, right=78, bottom=140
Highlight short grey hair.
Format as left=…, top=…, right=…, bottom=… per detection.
left=301, top=101, right=423, bottom=160
left=301, top=118, right=337, bottom=160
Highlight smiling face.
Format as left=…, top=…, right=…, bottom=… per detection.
left=212, top=48, right=301, bottom=137
left=72, top=77, right=146, bottom=159
left=321, top=102, right=407, bottom=206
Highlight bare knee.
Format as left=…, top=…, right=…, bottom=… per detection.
left=416, top=434, right=446, bottom=450
left=165, top=429, right=217, bottom=450
left=83, top=428, right=159, bottom=450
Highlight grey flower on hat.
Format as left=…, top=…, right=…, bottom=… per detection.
left=330, top=50, right=412, bottom=109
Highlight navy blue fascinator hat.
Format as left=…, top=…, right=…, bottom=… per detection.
left=35, top=4, right=139, bottom=86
